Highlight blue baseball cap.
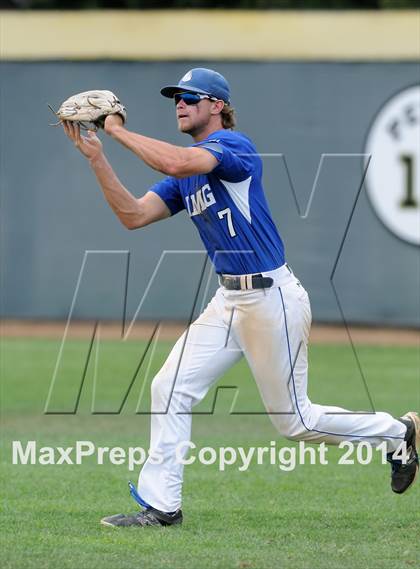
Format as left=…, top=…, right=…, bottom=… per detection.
left=161, top=68, right=231, bottom=104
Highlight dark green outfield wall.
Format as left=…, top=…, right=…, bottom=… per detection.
left=1, top=61, right=419, bottom=325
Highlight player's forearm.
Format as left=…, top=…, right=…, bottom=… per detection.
left=108, top=126, right=189, bottom=176
left=89, top=153, right=143, bottom=229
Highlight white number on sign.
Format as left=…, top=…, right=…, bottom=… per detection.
left=217, top=208, right=237, bottom=237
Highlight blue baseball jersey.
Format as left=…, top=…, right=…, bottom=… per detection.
left=150, top=129, right=285, bottom=275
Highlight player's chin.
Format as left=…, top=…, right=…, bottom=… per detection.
left=177, top=118, right=192, bottom=133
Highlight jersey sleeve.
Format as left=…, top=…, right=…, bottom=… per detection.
left=195, top=137, right=253, bottom=183
left=149, top=176, right=185, bottom=216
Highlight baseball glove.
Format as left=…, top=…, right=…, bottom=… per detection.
left=49, top=90, right=127, bottom=130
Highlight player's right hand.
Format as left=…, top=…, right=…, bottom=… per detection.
left=63, top=121, right=103, bottom=162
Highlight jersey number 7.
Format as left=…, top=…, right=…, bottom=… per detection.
left=217, top=208, right=237, bottom=237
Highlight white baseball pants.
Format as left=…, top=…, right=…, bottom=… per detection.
left=137, top=264, right=406, bottom=512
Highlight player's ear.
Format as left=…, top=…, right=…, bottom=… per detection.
left=211, top=100, right=225, bottom=115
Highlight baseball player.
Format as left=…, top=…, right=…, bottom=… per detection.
left=62, top=68, right=419, bottom=528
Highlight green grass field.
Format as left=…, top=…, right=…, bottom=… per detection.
left=1, top=337, right=419, bottom=569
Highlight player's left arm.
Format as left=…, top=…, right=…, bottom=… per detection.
left=104, top=116, right=218, bottom=178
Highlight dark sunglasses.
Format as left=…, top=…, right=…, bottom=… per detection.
left=174, top=92, right=218, bottom=106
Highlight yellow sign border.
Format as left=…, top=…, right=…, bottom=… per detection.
left=1, top=10, right=419, bottom=61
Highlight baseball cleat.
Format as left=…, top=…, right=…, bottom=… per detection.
left=100, top=507, right=183, bottom=528
left=388, top=411, right=420, bottom=494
